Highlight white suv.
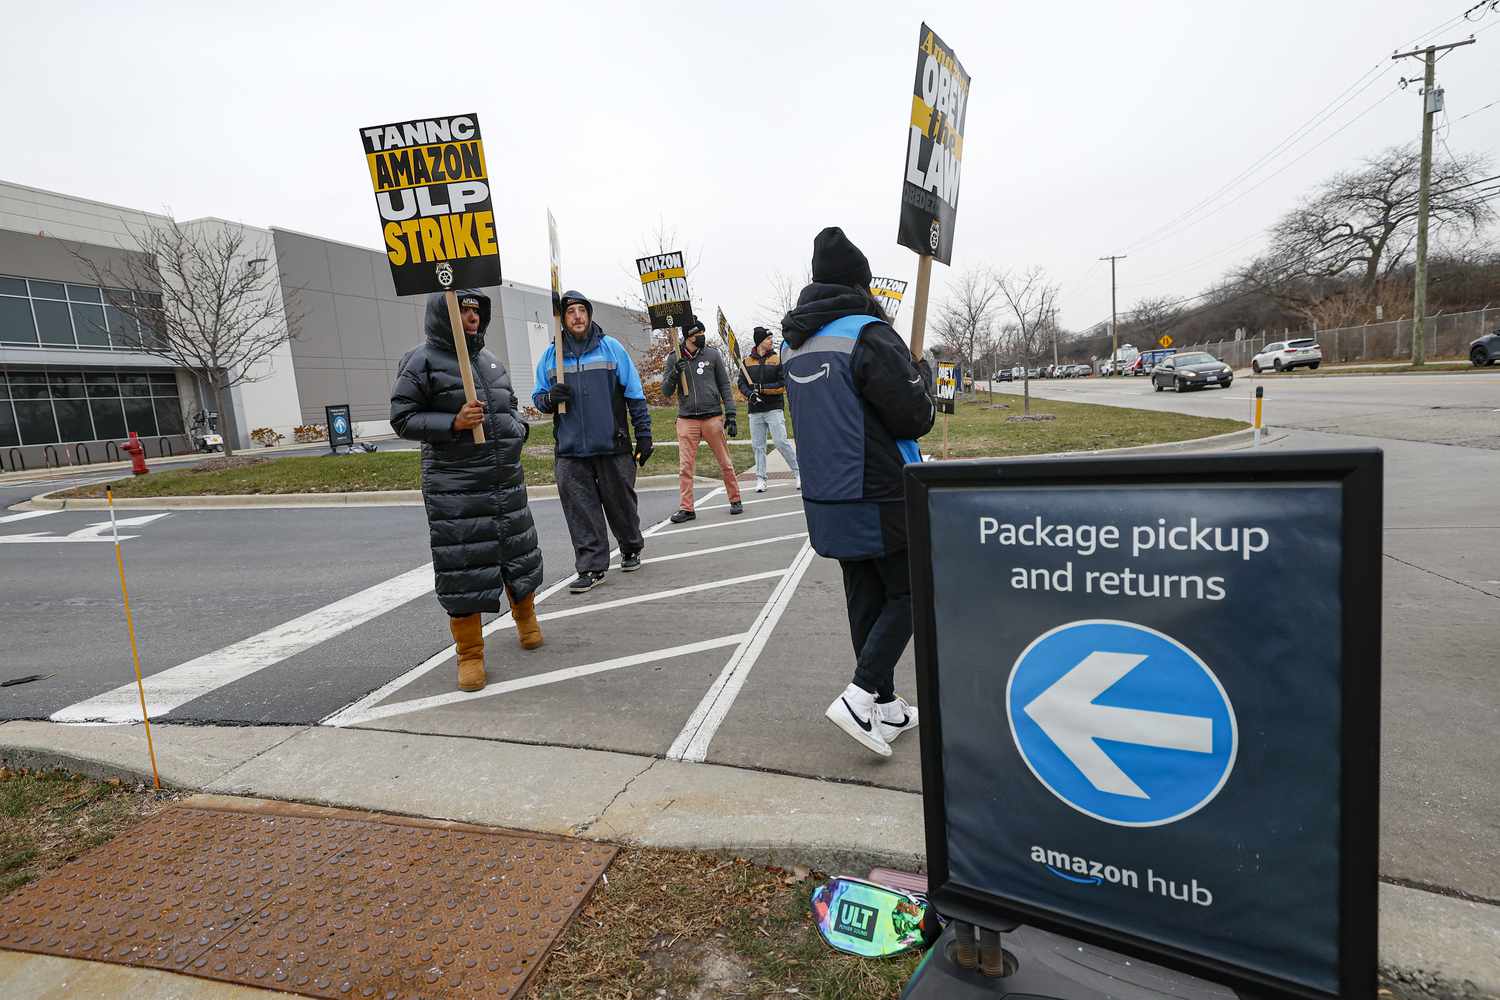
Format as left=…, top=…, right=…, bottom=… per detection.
left=1252, top=338, right=1322, bottom=373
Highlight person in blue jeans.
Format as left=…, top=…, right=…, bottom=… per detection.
left=737, top=326, right=801, bottom=493
left=781, top=228, right=935, bottom=758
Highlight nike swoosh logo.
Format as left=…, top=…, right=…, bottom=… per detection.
left=884, top=712, right=911, bottom=727
left=789, top=363, right=831, bottom=384
left=842, top=698, right=873, bottom=732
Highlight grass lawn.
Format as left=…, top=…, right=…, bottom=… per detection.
left=61, top=399, right=1240, bottom=499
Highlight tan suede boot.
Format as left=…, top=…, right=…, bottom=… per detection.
left=449, top=613, right=486, bottom=692
left=509, top=589, right=544, bottom=650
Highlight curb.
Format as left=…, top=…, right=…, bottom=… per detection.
left=21, top=429, right=1255, bottom=512
left=1, top=723, right=1495, bottom=999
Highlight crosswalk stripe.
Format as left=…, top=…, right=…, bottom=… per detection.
left=51, top=563, right=436, bottom=724
left=0, top=510, right=57, bottom=525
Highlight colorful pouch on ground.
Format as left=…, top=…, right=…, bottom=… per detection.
left=810, top=876, right=936, bottom=958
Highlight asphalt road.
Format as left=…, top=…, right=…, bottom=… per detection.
left=1, top=371, right=1496, bottom=902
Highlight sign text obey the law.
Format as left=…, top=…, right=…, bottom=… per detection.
left=360, top=113, right=500, bottom=296
left=897, top=24, right=970, bottom=265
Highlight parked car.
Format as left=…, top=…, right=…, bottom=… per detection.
left=1011, top=366, right=1025, bottom=380
left=1470, top=329, right=1500, bottom=366
left=1076, top=364, right=1093, bottom=377
left=1152, top=352, right=1234, bottom=392
left=996, top=367, right=1014, bottom=382
left=1252, top=338, right=1322, bottom=373
left=1027, top=368, right=1041, bottom=379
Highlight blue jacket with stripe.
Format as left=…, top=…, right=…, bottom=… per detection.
left=533, top=323, right=652, bottom=458
left=781, top=283, right=935, bottom=559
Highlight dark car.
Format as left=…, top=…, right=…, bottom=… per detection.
left=997, top=367, right=1014, bottom=382
left=1152, top=352, right=1233, bottom=391
left=1471, top=329, right=1500, bottom=367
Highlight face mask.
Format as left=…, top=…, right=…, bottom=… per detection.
left=810, top=876, right=939, bottom=958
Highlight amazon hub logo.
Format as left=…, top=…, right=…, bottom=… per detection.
left=1029, top=845, right=1214, bottom=907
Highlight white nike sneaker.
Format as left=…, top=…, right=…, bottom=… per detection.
left=876, top=696, right=919, bottom=744
left=794, top=475, right=802, bottom=491
left=825, top=683, right=892, bottom=757
left=755, top=476, right=768, bottom=493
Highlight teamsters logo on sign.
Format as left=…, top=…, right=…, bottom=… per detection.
left=897, top=24, right=970, bottom=266
left=360, top=113, right=501, bottom=296
left=870, top=276, right=908, bottom=320
left=636, top=251, right=690, bottom=329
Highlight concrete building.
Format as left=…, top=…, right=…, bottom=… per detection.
left=0, top=181, right=647, bottom=470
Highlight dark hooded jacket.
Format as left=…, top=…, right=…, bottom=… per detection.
left=390, top=290, right=543, bottom=614
left=781, top=282, right=934, bottom=558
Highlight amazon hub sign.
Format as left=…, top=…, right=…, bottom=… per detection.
left=906, top=451, right=1382, bottom=1000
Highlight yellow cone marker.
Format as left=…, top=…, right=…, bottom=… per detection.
left=107, top=487, right=162, bottom=789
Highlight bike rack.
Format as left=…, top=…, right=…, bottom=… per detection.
left=156, top=437, right=175, bottom=457
left=105, top=441, right=122, bottom=463
left=43, top=445, right=61, bottom=468
left=2, top=448, right=21, bottom=472
left=76, top=443, right=93, bottom=466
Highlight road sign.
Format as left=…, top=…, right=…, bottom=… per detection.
left=1158, top=334, right=1174, bottom=348
left=905, top=450, right=1382, bottom=1000
left=1008, top=620, right=1236, bottom=826
left=325, top=404, right=354, bottom=450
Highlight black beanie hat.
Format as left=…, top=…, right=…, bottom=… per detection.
left=558, top=289, right=593, bottom=318
left=752, top=326, right=772, bottom=346
left=684, top=318, right=705, bottom=336
left=810, top=227, right=873, bottom=289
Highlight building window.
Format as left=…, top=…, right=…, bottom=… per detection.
left=0, top=366, right=185, bottom=446
left=0, top=274, right=165, bottom=353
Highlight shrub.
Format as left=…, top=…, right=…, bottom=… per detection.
left=293, top=424, right=328, bottom=443
left=250, top=427, right=285, bottom=448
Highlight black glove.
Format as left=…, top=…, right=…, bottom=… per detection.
left=724, top=414, right=738, bottom=438
left=916, top=360, right=935, bottom=396
left=633, top=435, right=654, bottom=467
left=749, top=389, right=764, bottom=406
left=545, top=382, right=574, bottom=410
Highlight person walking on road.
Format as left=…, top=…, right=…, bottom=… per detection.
left=737, top=325, right=800, bottom=494
left=661, top=318, right=743, bottom=523
left=533, top=290, right=654, bottom=594
left=390, top=290, right=545, bottom=693
left=780, top=228, right=935, bottom=757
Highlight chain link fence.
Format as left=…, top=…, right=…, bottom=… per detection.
left=1179, top=307, right=1495, bottom=369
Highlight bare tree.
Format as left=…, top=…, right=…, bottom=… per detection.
left=997, top=267, right=1061, bottom=416
left=1126, top=295, right=1184, bottom=342
left=1241, top=144, right=1494, bottom=323
left=933, top=266, right=1002, bottom=390
left=758, top=267, right=812, bottom=332
left=72, top=216, right=296, bottom=456
left=623, top=218, right=704, bottom=405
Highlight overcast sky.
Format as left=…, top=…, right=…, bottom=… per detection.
left=4, top=1, right=1495, bottom=342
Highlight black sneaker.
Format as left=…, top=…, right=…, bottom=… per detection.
left=729, top=501, right=744, bottom=515
left=669, top=509, right=696, bottom=524
left=620, top=551, right=642, bottom=572
left=569, top=570, right=605, bottom=593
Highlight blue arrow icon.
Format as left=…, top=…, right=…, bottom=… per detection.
left=1007, top=620, right=1238, bottom=827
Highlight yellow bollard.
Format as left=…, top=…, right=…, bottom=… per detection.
left=107, top=487, right=162, bottom=790
left=1253, top=386, right=1265, bottom=447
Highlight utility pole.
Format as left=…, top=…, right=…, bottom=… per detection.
left=1099, top=255, right=1126, bottom=373
left=1392, top=36, right=1475, bottom=366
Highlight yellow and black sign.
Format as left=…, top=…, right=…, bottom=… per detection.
left=870, top=276, right=909, bottom=320
left=636, top=251, right=691, bottom=329
left=898, top=24, right=971, bottom=266
left=359, top=113, right=500, bottom=296
left=1159, top=334, right=1174, bottom=348
left=936, top=361, right=959, bottom=414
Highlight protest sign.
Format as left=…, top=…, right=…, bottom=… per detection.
left=905, top=450, right=1382, bottom=1000
left=547, top=210, right=566, bottom=413
left=360, top=112, right=498, bottom=442
left=870, top=276, right=909, bottom=321
left=636, top=252, right=691, bottom=330
left=717, top=307, right=751, bottom=383
left=935, top=361, right=958, bottom=414
left=897, top=24, right=971, bottom=360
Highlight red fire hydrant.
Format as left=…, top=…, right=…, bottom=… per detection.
left=124, top=431, right=149, bottom=476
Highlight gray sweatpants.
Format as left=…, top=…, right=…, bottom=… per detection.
left=556, top=452, right=645, bottom=573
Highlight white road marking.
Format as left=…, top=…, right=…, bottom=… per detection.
left=51, top=562, right=437, bottom=724
left=0, top=512, right=171, bottom=544
left=657, top=508, right=804, bottom=536
left=335, top=634, right=748, bottom=726
left=0, top=510, right=57, bottom=525
left=485, top=570, right=787, bottom=632
left=319, top=490, right=726, bottom=728
left=668, top=541, right=817, bottom=762
left=696, top=493, right=801, bottom=512
left=610, top=532, right=807, bottom=568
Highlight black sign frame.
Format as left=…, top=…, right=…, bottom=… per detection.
left=904, top=449, right=1381, bottom=1000
left=325, top=403, right=354, bottom=450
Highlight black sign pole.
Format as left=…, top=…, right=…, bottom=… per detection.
left=905, top=449, right=1382, bottom=1000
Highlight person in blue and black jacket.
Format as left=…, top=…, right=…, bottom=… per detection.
left=781, top=228, right=935, bottom=758
left=533, top=290, right=654, bottom=594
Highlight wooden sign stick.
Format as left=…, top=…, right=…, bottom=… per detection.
left=907, top=254, right=934, bottom=361
left=552, top=311, right=567, bottom=415
left=667, top=326, right=688, bottom=395
left=444, top=290, right=486, bottom=444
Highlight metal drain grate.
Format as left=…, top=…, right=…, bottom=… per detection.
left=0, top=802, right=615, bottom=998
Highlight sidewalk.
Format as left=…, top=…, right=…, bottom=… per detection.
left=1, top=719, right=1497, bottom=999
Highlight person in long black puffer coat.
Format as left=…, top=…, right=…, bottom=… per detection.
left=390, top=290, right=545, bottom=692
